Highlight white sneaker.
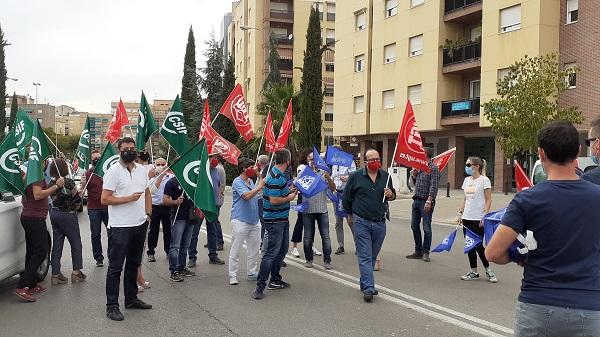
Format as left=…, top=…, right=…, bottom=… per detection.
left=486, top=270, right=498, bottom=283
left=313, top=247, right=322, bottom=256
left=460, top=271, right=480, bottom=281
left=291, top=247, right=300, bottom=258
left=229, top=276, right=238, bottom=285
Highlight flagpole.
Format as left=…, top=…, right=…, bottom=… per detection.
left=148, top=133, right=155, bottom=164
left=254, top=131, right=265, bottom=164
left=166, top=145, right=171, bottom=165
left=171, top=192, right=184, bottom=230
left=144, top=164, right=172, bottom=190
left=382, top=140, right=399, bottom=203
left=210, top=112, right=221, bottom=127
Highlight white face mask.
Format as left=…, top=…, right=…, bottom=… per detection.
left=155, top=165, right=165, bottom=174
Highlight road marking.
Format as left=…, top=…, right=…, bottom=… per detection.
left=204, top=229, right=513, bottom=337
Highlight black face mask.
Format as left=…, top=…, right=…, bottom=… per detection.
left=120, top=150, right=138, bottom=163
left=138, top=152, right=150, bottom=162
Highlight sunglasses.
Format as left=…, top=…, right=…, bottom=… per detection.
left=155, top=164, right=165, bottom=167
left=585, top=138, right=598, bottom=146
left=465, top=163, right=478, bottom=167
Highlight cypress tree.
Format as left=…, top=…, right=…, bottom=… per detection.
left=217, top=55, right=238, bottom=144
left=0, top=23, right=7, bottom=139
left=201, top=33, right=224, bottom=116
left=263, top=34, right=281, bottom=93
left=181, top=26, right=201, bottom=142
left=9, top=92, right=17, bottom=128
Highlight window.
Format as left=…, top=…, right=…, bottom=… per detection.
left=382, top=90, right=395, bottom=109
left=325, top=63, right=335, bottom=72
left=324, top=134, right=335, bottom=146
left=325, top=104, right=334, bottom=121
left=327, top=3, right=336, bottom=21
left=356, top=12, right=366, bottom=31
left=324, top=85, right=334, bottom=97
left=565, top=63, right=577, bottom=88
left=385, top=0, right=398, bottom=18
left=407, top=85, right=422, bottom=105
left=470, top=26, right=482, bottom=41
left=411, top=0, right=425, bottom=8
left=355, top=54, right=365, bottom=72
left=326, top=29, right=335, bottom=45
left=313, top=3, right=324, bottom=20
left=567, top=0, right=578, bottom=24
left=354, top=96, right=365, bottom=114
left=409, top=35, right=423, bottom=57
left=384, top=43, right=396, bottom=63
left=500, top=5, right=521, bottom=33
left=469, top=80, right=481, bottom=98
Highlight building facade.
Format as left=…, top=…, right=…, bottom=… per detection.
left=19, top=103, right=56, bottom=130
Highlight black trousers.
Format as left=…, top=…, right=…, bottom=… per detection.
left=106, top=222, right=148, bottom=307
left=462, top=219, right=489, bottom=269
left=18, top=216, right=49, bottom=289
left=147, top=205, right=171, bottom=256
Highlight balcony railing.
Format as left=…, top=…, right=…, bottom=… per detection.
left=441, top=98, right=480, bottom=118
left=443, top=42, right=481, bottom=66
left=270, top=9, right=294, bottom=20
left=272, top=34, right=293, bottom=45
left=445, top=0, right=482, bottom=14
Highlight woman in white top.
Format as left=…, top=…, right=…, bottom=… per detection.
left=458, top=157, right=497, bottom=283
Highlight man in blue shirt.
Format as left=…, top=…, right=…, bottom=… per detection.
left=487, top=121, right=600, bottom=336
left=252, top=149, right=297, bottom=300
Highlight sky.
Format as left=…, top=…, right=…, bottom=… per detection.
left=2, top=0, right=234, bottom=113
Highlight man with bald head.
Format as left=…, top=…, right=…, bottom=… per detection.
left=146, top=157, right=173, bottom=262
left=342, top=149, right=396, bottom=302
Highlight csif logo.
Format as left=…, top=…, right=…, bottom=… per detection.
left=102, top=155, right=120, bottom=173
left=0, top=148, right=21, bottom=174
left=162, top=111, right=188, bottom=135
left=183, top=160, right=201, bottom=188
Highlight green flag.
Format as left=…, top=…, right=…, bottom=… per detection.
left=93, top=143, right=120, bottom=178
left=75, top=116, right=91, bottom=171
left=14, top=109, right=35, bottom=158
left=136, top=91, right=159, bottom=151
left=26, top=121, right=52, bottom=186
left=160, top=95, right=189, bottom=156
left=170, top=139, right=217, bottom=222
left=0, top=131, right=25, bottom=195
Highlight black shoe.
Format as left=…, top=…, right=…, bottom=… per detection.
left=281, top=261, right=287, bottom=267
left=209, top=257, right=225, bottom=265
left=267, top=280, right=290, bottom=290
left=106, top=306, right=124, bottom=321
left=335, top=247, right=345, bottom=255
left=406, top=252, right=423, bottom=259
left=217, top=243, right=224, bottom=251
left=363, top=291, right=374, bottom=302
left=252, top=286, right=265, bottom=300
left=203, top=243, right=208, bottom=248
left=373, top=290, right=379, bottom=296
left=125, top=298, right=153, bottom=310
left=170, top=273, right=184, bottom=282
left=179, top=268, right=196, bottom=277
left=96, top=259, right=104, bottom=267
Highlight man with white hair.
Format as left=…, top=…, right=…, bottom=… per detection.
left=146, top=157, right=173, bottom=262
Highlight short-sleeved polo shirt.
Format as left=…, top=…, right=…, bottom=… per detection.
left=103, top=161, right=149, bottom=228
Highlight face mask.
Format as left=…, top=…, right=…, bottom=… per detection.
left=155, top=165, right=165, bottom=173
left=120, top=150, right=138, bottom=163
left=138, top=152, right=150, bottom=162
left=366, top=160, right=381, bottom=171
left=210, top=158, right=219, bottom=168
left=91, top=159, right=99, bottom=167
left=465, top=166, right=474, bottom=176
left=245, top=167, right=257, bottom=178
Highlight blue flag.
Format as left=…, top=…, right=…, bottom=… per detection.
left=327, top=189, right=348, bottom=217
left=483, top=208, right=506, bottom=245
left=464, top=228, right=482, bottom=253
left=291, top=201, right=309, bottom=213
left=325, top=145, right=355, bottom=168
left=294, top=166, right=328, bottom=198
left=431, top=230, right=457, bottom=253
left=312, top=146, right=331, bottom=173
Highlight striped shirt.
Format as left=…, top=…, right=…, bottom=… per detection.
left=263, top=166, right=291, bottom=221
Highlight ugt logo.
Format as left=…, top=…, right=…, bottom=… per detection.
left=231, top=95, right=250, bottom=127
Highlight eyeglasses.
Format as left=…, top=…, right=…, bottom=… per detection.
left=585, top=138, right=598, bottom=146
left=155, top=164, right=165, bottom=167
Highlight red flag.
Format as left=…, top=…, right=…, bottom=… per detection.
left=206, top=125, right=242, bottom=165
left=264, top=111, right=277, bottom=153
left=219, top=83, right=254, bottom=142
left=393, top=101, right=430, bottom=172
left=72, top=159, right=79, bottom=173
left=275, top=99, right=293, bottom=150
left=432, top=147, right=456, bottom=173
left=106, top=99, right=130, bottom=143
left=199, top=100, right=211, bottom=140
left=514, top=160, right=533, bottom=192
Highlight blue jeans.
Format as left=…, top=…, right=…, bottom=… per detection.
left=353, top=214, right=386, bottom=293
left=213, top=205, right=224, bottom=245
left=169, top=219, right=194, bottom=273
left=515, top=301, right=600, bottom=337
left=303, top=212, right=332, bottom=263
left=410, top=199, right=434, bottom=254
left=88, top=208, right=109, bottom=262
left=188, top=218, right=217, bottom=261
left=257, top=220, right=289, bottom=288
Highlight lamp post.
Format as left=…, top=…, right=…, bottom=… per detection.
left=33, top=82, right=41, bottom=113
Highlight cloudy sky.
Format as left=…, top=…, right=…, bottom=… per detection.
left=2, top=0, right=233, bottom=113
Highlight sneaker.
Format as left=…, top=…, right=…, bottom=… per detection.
left=304, top=260, right=313, bottom=268
left=229, top=276, right=238, bottom=285
left=252, top=285, right=265, bottom=300
left=422, top=253, right=431, bottom=262
left=247, top=273, right=258, bottom=281
left=373, top=289, right=379, bottom=296
left=363, top=290, right=374, bottom=302
left=14, top=288, right=36, bottom=302
left=276, top=280, right=290, bottom=288
left=486, top=270, right=498, bottom=283
left=170, top=273, right=184, bottom=282
left=179, top=268, right=196, bottom=277
left=291, top=247, right=300, bottom=258
left=96, top=259, right=104, bottom=267
left=281, top=261, right=287, bottom=267
left=313, top=247, right=322, bottom=256
left=461, top=271, right=480, bottom=281
left=334, top=247, right=345, bottom=255
left=147, top=255, right=156, bottom=262
left=324, top=262, right=333, bottom=270
left=106, top=305, right=124, bottom=321
left=51, top=273, right=68, bottom=285
left=30, top=284, right=47, bottom=294
left=267, top=280, right=290, bottom=290
left=203, top=243, right=208, bottom=248
left=71, top=271, right=87, bottom=283
left=187, top=259, right=196, bottom=268
left=405, top=252, right=423, bottom=259
left=209, top=257, right=225, bottom=265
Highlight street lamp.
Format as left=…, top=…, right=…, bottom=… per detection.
left=239, top=25, right=259, bottom=31
left=33, top=82, right=41, bottom=115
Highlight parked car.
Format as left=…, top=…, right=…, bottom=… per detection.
left=0, top=195, right=51, bottom=283
left=531, top=157, right=597, bottom=185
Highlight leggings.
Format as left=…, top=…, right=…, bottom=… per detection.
left=462, top=219, right=489, bottom=269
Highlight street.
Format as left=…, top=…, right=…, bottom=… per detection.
left=0, top=191, right=521, bottom=337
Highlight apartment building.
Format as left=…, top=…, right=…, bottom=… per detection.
left=334, top=0, right=562, bottom=190
left=228, top=0, right=337, bottom=148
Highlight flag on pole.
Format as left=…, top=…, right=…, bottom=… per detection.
left=294, top=166, right=328, bottom=198
left=75, top=116, right=91, bottom=171
left=200, top=100, right=241, bottom=165
left=393, top=101, right=430, bottom=172
left=13, top=109, right=34, bottom=158
left=160, top=95, right=190, bottom=156
left=136, top=91, right=159, bottom=151
left=26, top=121, right=52, bottom=186
left=431, top=229, right=457, bottom=253
left=275, top=99, right=293, bottom=150
left=264, top=111, right=277, bottom=153
left=0, top=131, right=25, bottom=195
left=325, top=145, right=354, bottom=167
left=199, top=100, right=211, bottom=141
left=93, top=143, right=120, bottom=178
left=106, top=99, right=130, bottom=143
left=432, top=147, right=456, bottom=173
left=312, top=146, right=331, bottom=173
left=219, top=83, right=254, bottom=142
left=514, top=160, right=533, bottom=192
left=72, top=159, right=79, bottom=173
left=464, top=228, right=482, bottom=254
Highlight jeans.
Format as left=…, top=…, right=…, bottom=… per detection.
left=353, top=214, right=386, bottom=293
left=168, top=219, right=194, bottom=273
left=335, top=212, right=354, bottom=249
left=50, top=210, right=83, bottom=275
left=228, top=219, right=261, bottom=277
left=213, top=205, right=224, bottom=245
left=257, top=220, right=289, bottom=288
left=88, top=208, right=109, bottom=262
left=106, top=222, right=148, bottom=307
left=147, top=205, right=172, bottom=256
left=188, top=218, right=217, bottom=261
left=303, top=212, right=332, bottom=263
left=410, top=199, right=434, bottom=254
left=17, top=216, right=49, bottom=289
left=515, top=301, right=600, bottom=337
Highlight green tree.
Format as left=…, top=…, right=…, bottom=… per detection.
left=297, top=8, right=324, bottom=150
left=263, top=34, right=281, bottom=93
left=43, top=128, right=79, bottom=157
left=253, top=84, right=300, bottom=154
left=9, top=92, right=17, bottom=128
left=0, top=23, right=8, bottom=140
left=215, top=54, right=238, bottom=144
left=483, top=53, right=582, bottom=168
left=200, top=32, right=223, bottom=115
left=181, top=26, right=202, bottom=143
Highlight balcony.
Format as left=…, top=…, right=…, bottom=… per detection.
left=442, top=42, right=481, bottom=74
left=444, top=0, right=482, bottom=23
left=272, top=33, right=293, bottom=45
left=270, top=9, right=294, bottom=21
left=441, top=98, right=480, bottom=125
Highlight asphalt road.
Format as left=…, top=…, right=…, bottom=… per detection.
left=0, top=195, right=522, bottom=337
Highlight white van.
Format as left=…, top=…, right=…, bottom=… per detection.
left=531, top=157, right=597, bottom=185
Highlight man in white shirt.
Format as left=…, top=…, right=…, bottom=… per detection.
left=146, top=157, right=173, bottom=262
left=101, top=137, right=153, bottom=321
left=331, top=147, right=356, bottom=255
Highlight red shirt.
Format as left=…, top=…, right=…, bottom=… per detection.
left=21, top=180, right=49, bottom=218
left=85, top=169, right=107, bottom=210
